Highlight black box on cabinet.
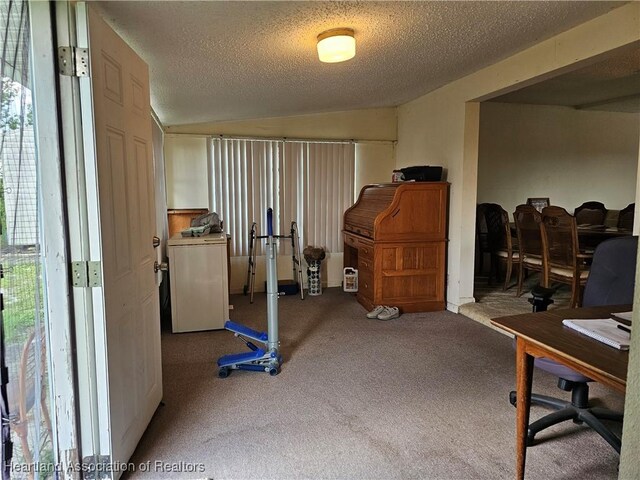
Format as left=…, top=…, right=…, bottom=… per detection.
left=400, top=166, right=443, bottom=182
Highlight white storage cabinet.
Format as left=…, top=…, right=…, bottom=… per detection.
left=168, top=232, right=229, bottom=332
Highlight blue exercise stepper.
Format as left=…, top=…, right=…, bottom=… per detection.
left=217, top=208, right=282, bottom=377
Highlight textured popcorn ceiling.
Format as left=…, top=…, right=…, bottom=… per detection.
left=93, top=1, right=625, bottom=126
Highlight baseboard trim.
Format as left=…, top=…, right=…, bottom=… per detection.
left=447, top=296, right=476, bottom=313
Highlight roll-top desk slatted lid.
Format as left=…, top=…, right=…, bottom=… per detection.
left=343, top=184, right=399, bottom=238
left=343, top=182, right=448, bottom=242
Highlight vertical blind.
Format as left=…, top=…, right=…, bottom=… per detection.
left=209, top=138, right=355, bottom=257
left=284, top=141, right=355, bottom=253
left=210, top=139, right=281, bottom=256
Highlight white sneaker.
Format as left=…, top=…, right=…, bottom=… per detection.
left=366, top=305, right=386, bottom=319
left=377, top=306, right=400, bottom=321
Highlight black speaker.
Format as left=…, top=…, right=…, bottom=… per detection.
left=399, top=165, right=443, bottom=182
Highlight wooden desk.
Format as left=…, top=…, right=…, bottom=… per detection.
left=343, top=182, right=449, bottom=313
left=491, top=305, right=630, bottom=480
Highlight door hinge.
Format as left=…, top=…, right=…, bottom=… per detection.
left=58, top=46, right=89, bottom=77
left=71, top=261, right=102, bottom=287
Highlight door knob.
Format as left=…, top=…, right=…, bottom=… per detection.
left=153, top=236, right=160, bottom=248
left=154, top=261, right=168, bottom=273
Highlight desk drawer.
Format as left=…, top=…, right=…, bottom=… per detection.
left=344, top=224, right=372, bottom=239
left=359, top=242, right=374, bottom=260
left=344, top=232, right=372, bottom=250
left=344, top=233, right=359, bottom=249
left=358, top=256, right=373, bottom=273
left=344, top=232, right=373, bottom=260
left=358, top=268, right=374, bottom=298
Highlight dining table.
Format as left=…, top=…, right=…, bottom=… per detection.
left=575, top=224, right=633, bottom=249
left=509, top=223, right=632, bottom=249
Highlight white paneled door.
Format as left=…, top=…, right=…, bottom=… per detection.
left=78, top=4, right=162, bottom=471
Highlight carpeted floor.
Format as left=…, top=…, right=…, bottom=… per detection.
left=124, top=287, right=622, bottom=480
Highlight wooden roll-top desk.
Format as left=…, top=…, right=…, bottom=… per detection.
left=343, top=182, right=449, bottom=312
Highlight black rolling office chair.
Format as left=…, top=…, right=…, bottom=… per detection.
left=509, top=235, right=638, bottom=453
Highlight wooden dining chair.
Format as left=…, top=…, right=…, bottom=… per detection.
left=617, top=203, right=635, bottom=231
left=574, top=201, right=607, bottom=226
left=7, top=330, right=53, bottom=478
left=513, top=204, right=544, bottom=296
left=475, top=203, right=490, bottom=274
left=540, top=206, right=592, bottom=307
left=484, top=203, right=520, bottom=289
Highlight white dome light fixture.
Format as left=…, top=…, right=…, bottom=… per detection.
left=317, top=28, right=356, bottom=63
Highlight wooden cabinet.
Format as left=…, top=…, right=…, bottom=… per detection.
left=167, top=208, right=208, bottom=237
left=343, top=182, right=449, bottom=313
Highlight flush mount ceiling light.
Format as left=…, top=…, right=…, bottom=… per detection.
left=317, top=28, right=356, bottom=63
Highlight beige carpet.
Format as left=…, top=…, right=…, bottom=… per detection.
left=123, top=287, right=622, bottom=480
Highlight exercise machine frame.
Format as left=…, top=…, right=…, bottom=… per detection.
left=244, top=220, right=304, bottom=303
left=218, top=208, right=283, bottom=377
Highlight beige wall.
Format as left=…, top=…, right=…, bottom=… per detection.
left=620, top=141, right=640, bottom=479
left=396, top=3, right=639, bottom=476
left=163, top=108, right=396, bottom=294
left=396, top=3, right=640, bottom=312
left=166, top=107, right=397, bottom=141
left=355, top=142, right=396, bottom=188
left=164, top=135, right=208, bottom=208
left=478, top=102, right=639, bottom=216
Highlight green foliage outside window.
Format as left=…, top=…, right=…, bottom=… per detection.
left=1, top=79, right=33, bottom=132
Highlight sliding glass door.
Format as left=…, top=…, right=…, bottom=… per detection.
left=1, top=0, right=54, bottom=476
left=2, top=1, right=79, bottom=478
